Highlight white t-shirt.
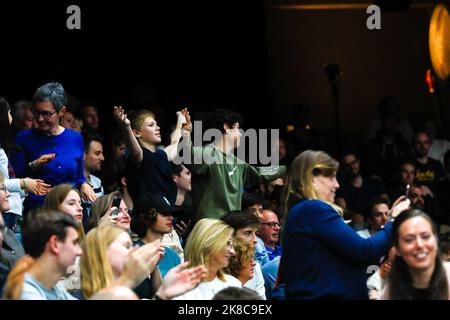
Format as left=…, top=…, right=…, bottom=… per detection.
left=244, top=262, right=266, bottom=299
left=173, top=274, right=242, bottom=300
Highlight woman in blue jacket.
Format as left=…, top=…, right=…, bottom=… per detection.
left=280, top=150, right=409, bottom=299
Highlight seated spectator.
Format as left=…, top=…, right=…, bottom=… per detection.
left=43, top=183, right=85, bottom=296
left=81, top=225, right=205, bottom=300
left=212, top=286, right=263, bottom=300
left=88, top=191, right=131, bottom=232
left=336, top=150, right=388, bottom=231
left=362, top=110, right=411, bottom=186
left=1, top=97, right=51, bottom=236
left=0, top=212, right=8, bottom=293
left=100, top=132, right=127, bottom=194
left=388, top=160, right=416, bottom=202
left=0, top=172, right=25, bottom=271
left=130, top=194, right=182, bottom=298
left=413, top=131, right=446, bottom=193
left=79, top=102, right=100, bottom=133
left=407, top=184, right=439, bottom=225
left=381, top=209, right=450, bottom=299
left=258, top=209, right=282, bottom=261
left=224, top=238, right=257, bottom=292
left=221, top=210, right=266, bottom=299
left=261, top=255, right=284, bottom=300
left=357, top=197, right=390, bottom=239
left=60, top=110, right=76, bottom=131
left=422, top=119, right=450, bottom=167
left=173, top=218, right=241, bottom=300
left=3, top=210, right=81, bottom=300
left=80, top=225, right=163, bottom=299
left=241, top=193, right=269, bottom=266
left=82, top=131, right=105, bottom=198
left=11, top=100, right=34, bottom=136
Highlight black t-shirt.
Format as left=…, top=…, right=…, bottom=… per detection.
left=410, top=286, right=432, bottom=300
left=414, top=158, right=446, bottom=192
left=126, top=147, right=177, bottom=205
left=336, top=176, right=385, bottom=215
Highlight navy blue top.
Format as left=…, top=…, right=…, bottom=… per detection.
left=281, top=199, right=392, bottom=300
left=10, top=128, right=85, bottom=208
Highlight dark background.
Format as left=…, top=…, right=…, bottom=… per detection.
left=1, top=0, right=449, bottom=154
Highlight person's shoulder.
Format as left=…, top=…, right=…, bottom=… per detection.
left=164, top=246, right=181, bottom=261
left=223, top=274, right=243, bottom=287
left=428, top=157, right=443, bottom=166
left=16, top=129, right=34, bottom=140
left=292, top=199, right=332, bottom=213
left=21, top=273, right=46, bottom=300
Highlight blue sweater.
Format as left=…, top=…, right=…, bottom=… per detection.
left=10, top=128, right=85, bottom=208
left=281, top=199, right=392, bottom=300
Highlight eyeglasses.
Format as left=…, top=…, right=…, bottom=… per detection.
left=32, top=109, right=58, bottom=119
left=261, top=222, right=281, bottom=228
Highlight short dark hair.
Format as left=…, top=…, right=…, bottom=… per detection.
left=204, top=108, right=243, bottom=134
left=22, top=210, right=80, bottom=258
left=364, top=197, right=389, bottom=218
left=212, top=287, right=262, bottom=300
left=170, top=163, right=184, bottom=177
left=241, top=193, right=263, bottom=211
left=82, top=129, right=103, bottom=153
left=221, top=211, right=260, bottom=231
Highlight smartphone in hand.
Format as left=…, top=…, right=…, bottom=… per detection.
left=111, top=196, right=122, bottom=217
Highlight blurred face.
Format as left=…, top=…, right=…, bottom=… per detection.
left=247, top=204, right=263, bottom=219
left=59, top=190, right=83, bottom=222
left=85, top=141, right=105, bottom=173
left=0, top=213, right=4, bottom=247
left=60, top=111, right=75, bottom=129
left=210, top=237, right=235, bottom=271
left=152, top=213, right=174, bottom=235
left=107, top=232, right=132, bottom=278
left=368, top=203, right=389, bottom=232
left=0, top=183, right=11, bottom=213
left=236, top=227, right=258, bottom=245
left=409, top=187, right=425, bottom=209
left=32, top=101, right=63, bottom=134
left=258, top=210, right=280, bottom=247
left=114, top=200, right=131, bottom=230
left=414, top=133, right=431, bottom=157
left=396, top=216, right=437, bottom=272
left=239, top=258, right=256, bottom=284
left=225, top=122, right=242, bottom=149
left=313, top=174, right=339, bottom=203
left=22, top=109, right=35, bottom=129
left=400, top=164, right=415, bottom=186
left=82, top=106, right=99, bottom=130
left=114, top=143, right=127, bottom=160
left=343, top=154, right=360, bottom=178
left=173, top=166, right=191, bottom=192
left=57, top=227, right=82, bottom=271
left=137, top=116, right=161, bottom=145
left=278, top=139, right=286, bottom=160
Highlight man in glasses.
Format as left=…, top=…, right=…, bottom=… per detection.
left=257, top=209, right=282, bottom=261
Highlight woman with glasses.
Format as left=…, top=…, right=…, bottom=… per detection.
left=88, top=191, right=131, bottom=232
left=280, top=150, right=411, bottom=299
left=173, top=218, right=242, bottom=300
left=10, top=82, right=96, bottom=217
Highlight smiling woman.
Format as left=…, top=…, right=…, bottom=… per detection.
left=382, top=209, right=450, bottom=300
left=10, top=82, right=96, bottom=215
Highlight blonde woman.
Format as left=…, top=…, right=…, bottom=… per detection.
left=280, top=150, right=410, bottom=299
left=81, top=226, right=206, bottom=299
left=173, top=218, right=241, bottom=300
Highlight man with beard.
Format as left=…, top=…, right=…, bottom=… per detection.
left=82, top=131, right=105, bottom=198
left=408, top=184, right=439, bottom=224
left=336, top=151, right=388, bottom=230
left=413, top=131, right=446, bottom=194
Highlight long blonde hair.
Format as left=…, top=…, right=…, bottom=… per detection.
left=184, top=218, right=234, bottom=281
left=282, top=150, right=342, bottom=216
left=80, top=226, right=125, bottom=298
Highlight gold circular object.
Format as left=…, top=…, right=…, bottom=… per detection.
left=429, top=4, right=450, bottom=80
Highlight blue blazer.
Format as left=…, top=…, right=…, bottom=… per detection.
left=281, top=199, right=392, bottom=300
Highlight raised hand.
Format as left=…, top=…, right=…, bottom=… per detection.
left=99, top=206, right=119, bottom=227
left=390, top=196, right=411, bottom=218
left=155, top=262, right=207, bottom=299
left=113, top=106, right=131, bottom=128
